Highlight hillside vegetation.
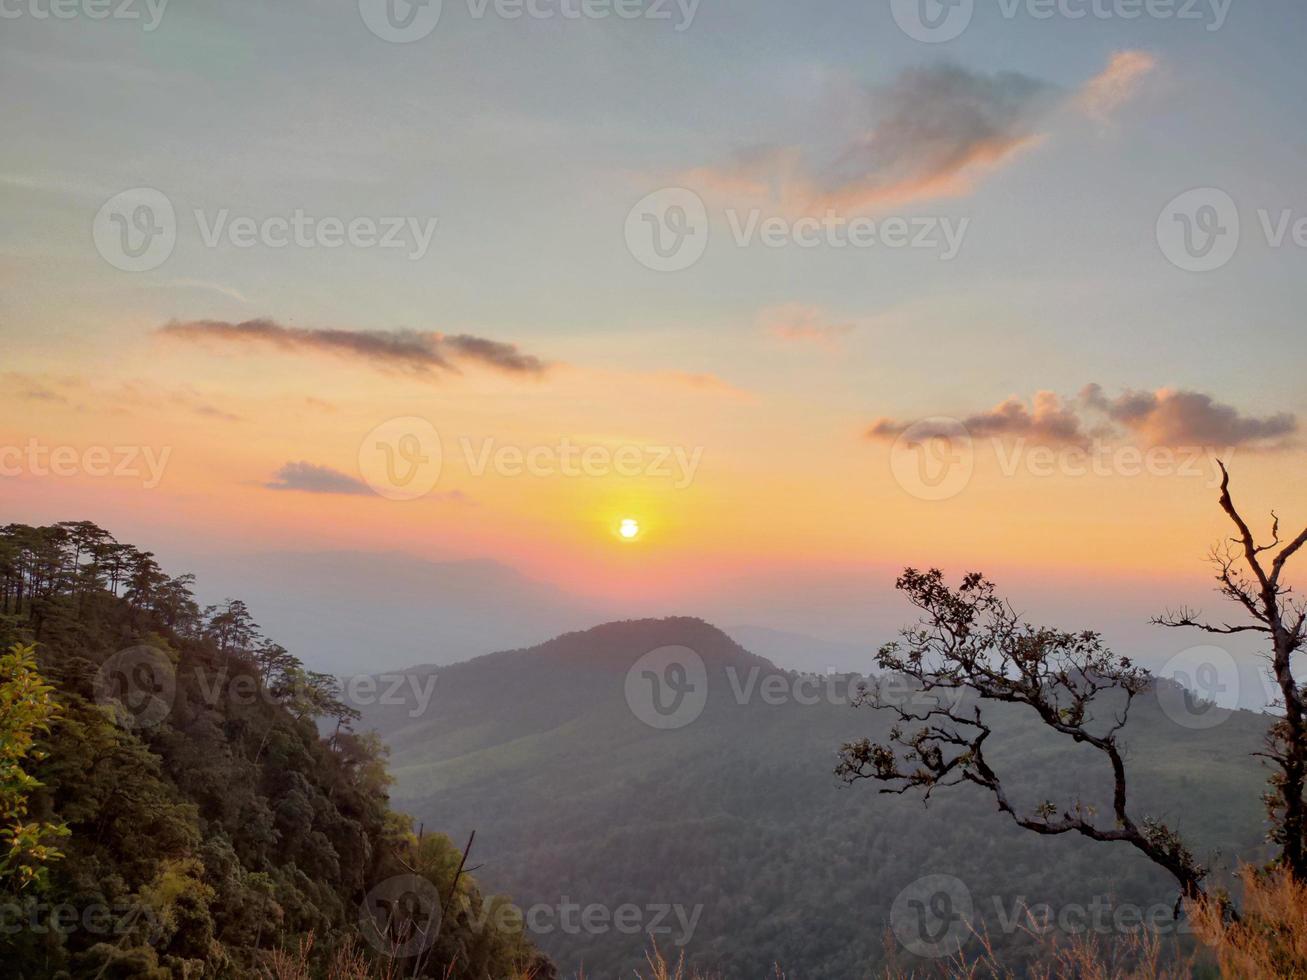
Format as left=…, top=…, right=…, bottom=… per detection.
left=0, top=521, right=549, bottom=979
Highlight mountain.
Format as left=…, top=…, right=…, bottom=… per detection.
left=360, top=618, right=1272, bottom=980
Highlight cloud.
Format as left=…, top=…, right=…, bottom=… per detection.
left=1076, top=51, right=1158, bottom=123
left=643, top=370, right=754, bottom=401
left=683, top=52, right=1155, bottom=215
left=190, top=402, right=244, bottom=422
left=264, top=462, right=370, bottom=495
left=0, top=372, right=241, bottom=420
left=758, top=304, right=855, bottom=347
left=12, top=382, right=69, bottom=404
left=868, top=391, right=1086, bottom=446
left=868, top=385, right=1297, bottom=451
left=1081, top=384, right=1296, bottom=449
left=441, top=334, right=547, bottom=374
left=159, top=318, right=549, bottom=379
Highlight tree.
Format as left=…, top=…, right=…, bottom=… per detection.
left=1154, top=462, right=1307, bottom=881
left=836, top=568, right=1211, bottom=907
left=0, top=643, right=68, bottom=891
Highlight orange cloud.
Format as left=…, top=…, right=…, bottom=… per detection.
left=1076, top=50, right=1158, bottom=123
left=758, top=304, right=854, bottom=347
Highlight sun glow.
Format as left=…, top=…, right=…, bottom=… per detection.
left=619, top=518, right=641, bottom=540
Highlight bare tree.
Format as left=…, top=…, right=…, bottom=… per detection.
left=836, top=567, right=1210, bottom=907
left=1154, top=462, right=1307, bottom=881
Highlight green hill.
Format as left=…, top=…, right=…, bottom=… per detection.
left=0, top=521, right=548, bottom=979
left=363, top=617, right=1272, bottom=979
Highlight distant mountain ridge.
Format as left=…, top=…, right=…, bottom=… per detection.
left=358, top=616, right=1274, bottom=979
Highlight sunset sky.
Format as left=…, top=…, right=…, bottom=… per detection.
left=3, top=0, right=1305, bottom=689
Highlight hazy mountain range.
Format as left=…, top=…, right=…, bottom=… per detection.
left=356, top=617, right=1272, bottom=979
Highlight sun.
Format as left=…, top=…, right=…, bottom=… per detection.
left=618, top=518, right=641, bottom=540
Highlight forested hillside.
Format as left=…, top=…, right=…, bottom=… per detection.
left=0, top=521, right=550, bottom=979
left=362, top=618, right=1273, bottom=979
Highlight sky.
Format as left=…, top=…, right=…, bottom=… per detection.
left=2, top=0, right=1306, bottom=696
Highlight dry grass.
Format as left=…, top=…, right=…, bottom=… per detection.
left=634, top=918, right=1199, bottom=980
left=261, top=934, right=403, bottom=980
left=1190, top=867, right=1307, bottom=978
left=260, top=869, right=1307, bottom=980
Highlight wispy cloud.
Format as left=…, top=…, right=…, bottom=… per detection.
left=682, top=52, right=1156, bottom=216
left=646, top=370, right=754, bottom=401
left=1076, top=51, right=1158, bottom=124
left=868, top=384, right=1296, bottom=450
left=158, top=318, right=550, bottom=379
left=758, top=304, right=855, bottom=347
left=1, top=372, right=242, bottom=421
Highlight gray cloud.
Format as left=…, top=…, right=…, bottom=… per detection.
left=819, top=65, right=1056, bottom=207
left=869, top=391, right=1086, bottom=446
left=688, top=53, right=1154, bottom=215
left=264, top=462, right=371, bottom=495
left=1081, top=384, right=1297, bottom=449
left=442, top=334, right=546, bottom=374
left=869, top=387, right=1296, bottom=450
left=160, top=318, right=549, bottom=379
